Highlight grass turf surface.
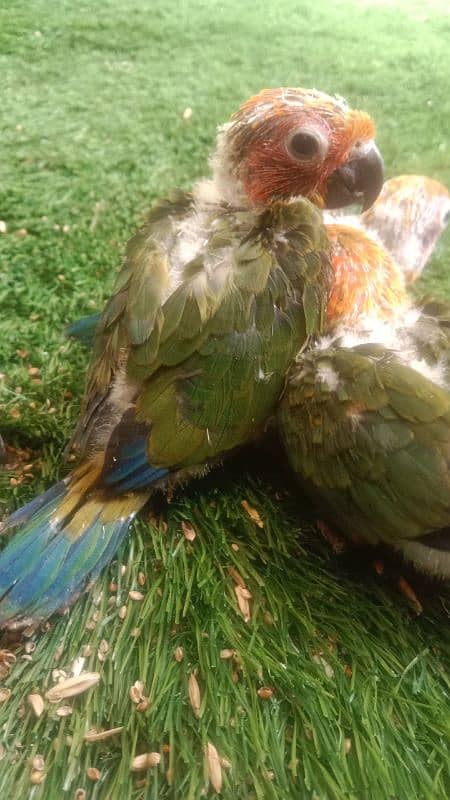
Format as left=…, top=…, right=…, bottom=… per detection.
left=1, top=0, right=450, bottom=797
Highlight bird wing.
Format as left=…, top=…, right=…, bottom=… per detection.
left=75, top=196, right=330, bottom=474
left=279, top=344, right=450, bottom=545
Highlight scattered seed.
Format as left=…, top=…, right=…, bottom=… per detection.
left=56, top=705, right=72, bottom=717
left=130, top=752, right=161, bottom=771
left=138, top=571, right=146, bottom=586
left=30, top=754, right=45, bottom=772
left=220, top=649, right=235, bottom=660
left=220, top=756, right=232, bottom=770
left=182, top=107, right=193, bottom=120
left=241, top=500, right=264, bottom=528
left=312, top=654, right=335, bottom=679
left=75, top=790, right=86, bottom=800
left=227, top=566, right=246, bottom=588
left=27, top=693, right=44, bottom=717
left=162, top=744, right=170, bottom=753
left=30, top=771, right=45, bottom=785
left=129, top=590, right=144, bottom=601
left=52, top=669, right=67, bottom=683
left=97, top=640, right=109, bottom=661
left=0, top=221, right=7, bottom=234
left=129, top=680, right=145, bottom=704
left=71, top=657, right=86, bottom=677
left=131, top=627, right=141, bottom=638
left=0, top=651, right=16, bottom=679
left=0, top=688, right=11, bottom=703
left=16, top=349, right=29, bottom=359
left=343, top=738, right=352, bottom=754
left=188, top=672, right=201, bottom=718
left=373, top=559, right=384, bottom=575
left=181, top=521, right=196, bottom=541
left=174, top=646, right=184, bottom=662
left=84, top=726, right=124, bottom=742
left=344, top=664, right=353, bottom=678
left=205, top=742, right=222, bottom=793
left=118, top=605, right=128, bottom=620
left=81, top=645, right=92, bottom=658
left=257, top=687, right=273, bottom=700
left=398, top=577, right=423, bottom=614
left=231, top=543, right=239, bottom=551
left=86, top=767, right=101, bottom=781
left=137, top=699, right=149, bottom=712
left=27, top=366, right=40, bottom=377
left=234, top=585, right=251, bottom=622
left=45, top=672, right=100, bottom=703
left=16, top=227, right=28, bottom=237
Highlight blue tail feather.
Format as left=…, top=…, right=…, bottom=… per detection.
left=0, top=482, right=135, bottom=629
left=1, top=480, right=68, bottom=533
left=0, top=434, right=170, bottom=628
left=103, top=436, right=169, bottom=493
left=66, top=312, right=100, bottom=347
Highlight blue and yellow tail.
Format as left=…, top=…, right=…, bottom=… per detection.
left=0, top=468, right=147, bottom=630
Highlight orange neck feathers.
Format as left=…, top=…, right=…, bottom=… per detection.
left=325, top=224, right=408, bottom=327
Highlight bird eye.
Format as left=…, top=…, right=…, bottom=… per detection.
left=443, top=209, right=450, bottom=226
left=287, top=128, right=328, bottom=162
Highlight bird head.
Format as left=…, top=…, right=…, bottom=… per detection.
left=214, top=87, right=383, bottom=210
left=325, top=223, right=408, bottom=328
left=361, top=175, right=450, bottom=283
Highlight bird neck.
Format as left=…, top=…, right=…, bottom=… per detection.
left=325, top=223, right=409, bottom=329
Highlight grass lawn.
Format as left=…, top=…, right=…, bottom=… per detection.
left=1, top=1, right=450, bottom=797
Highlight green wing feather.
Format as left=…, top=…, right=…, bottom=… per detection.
left=278, top=345, right=450, bottom=547
left=75, top=195, right=330, bottom=472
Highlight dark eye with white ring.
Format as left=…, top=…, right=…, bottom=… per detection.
left=286, top=128, right=328, bottom=162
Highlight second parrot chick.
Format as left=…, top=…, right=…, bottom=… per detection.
left=278, top=223, right=450, bottom=578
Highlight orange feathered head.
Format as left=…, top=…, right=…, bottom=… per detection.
left=221, top=87, right=383, bottom=209
left=325, top=223, right=408, bottom=327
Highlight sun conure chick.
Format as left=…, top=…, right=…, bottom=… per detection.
left=0, top=87, right=383, bottom=630
left=278, top=222, right=450, bottom=578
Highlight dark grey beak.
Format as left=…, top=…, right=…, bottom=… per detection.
left=324, top=143, right=384, bottom=211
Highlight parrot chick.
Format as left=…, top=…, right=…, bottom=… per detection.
left=0, top=87, right=383, bottom=630
left=278, top=223, right=450, bottom=579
